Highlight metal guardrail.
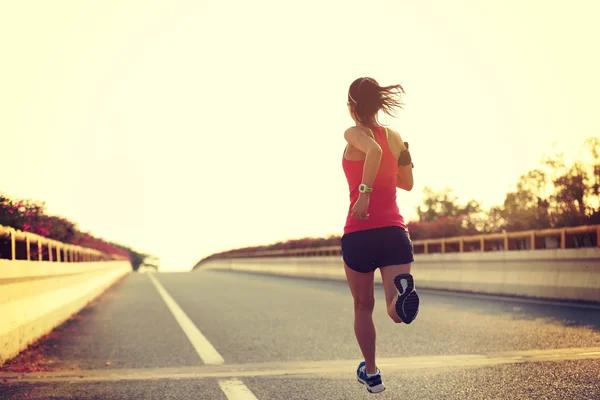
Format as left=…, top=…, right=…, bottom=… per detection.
left=0, top=224, right=128, bottom=262
left=205, top=224, right=600, bottom=260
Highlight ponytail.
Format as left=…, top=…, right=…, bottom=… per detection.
left=347, top=77, right=405, bottom=125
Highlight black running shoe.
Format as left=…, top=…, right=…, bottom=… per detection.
left=394, top=273, right=419, bottom=324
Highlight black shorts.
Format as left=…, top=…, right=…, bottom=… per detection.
left=341, top=226, right=414, bottom=273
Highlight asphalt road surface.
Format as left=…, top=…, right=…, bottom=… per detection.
left=2, top=269, right=600, bottom=399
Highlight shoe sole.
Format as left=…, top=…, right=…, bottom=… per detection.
left=394, top=274, right=420, bottom=324
left=357, top=377, right=386, bottom=393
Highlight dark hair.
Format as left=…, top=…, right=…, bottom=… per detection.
left=347, top=77, right=405, bottom=125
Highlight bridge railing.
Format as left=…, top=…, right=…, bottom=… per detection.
left=413, top=224, right=599, bottom=254
left=0, top=224, right=128, bottom=262
left=205, top=224, right=600, bottom=260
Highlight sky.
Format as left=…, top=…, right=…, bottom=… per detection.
left=1, top=0, right=599, bottom=271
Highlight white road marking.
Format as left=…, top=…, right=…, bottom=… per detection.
left=219, top=379, right=259, bottom=400
left=147, top=273, right=225, bottom=365
left=5, top=346, right=600, bottom=383
left=148, top=274, right=260, bottom=398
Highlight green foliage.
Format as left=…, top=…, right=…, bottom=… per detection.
left=410, top=187, right=485, bottom=240
left=416, top=187, right=481, bottom=222
left=415, top=136, right=599, bottom=234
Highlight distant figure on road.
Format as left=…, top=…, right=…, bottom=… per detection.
left=341, top=77, right=418, bottom=394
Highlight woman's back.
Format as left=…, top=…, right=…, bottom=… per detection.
left=342, top=125, right=406, bottom=234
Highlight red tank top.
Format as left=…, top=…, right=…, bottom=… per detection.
left=342, top=126, right=407, bottom=234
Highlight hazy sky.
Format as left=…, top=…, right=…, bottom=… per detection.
left=2, top=1, right=599, bottom=271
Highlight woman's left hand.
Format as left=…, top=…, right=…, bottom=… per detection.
left=352, top=193, right=370, bottom=220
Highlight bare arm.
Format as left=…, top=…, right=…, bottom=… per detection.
left=396, top=166, right=413, bottom=191
left=387, top=128, right=414, bottom=191
left=344, top=127, right=382, bottom=189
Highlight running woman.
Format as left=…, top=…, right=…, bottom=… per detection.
left=341, top=77, right=419, bottom=394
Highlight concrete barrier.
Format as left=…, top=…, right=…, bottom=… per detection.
left=0, top=260, right=130, bottom=365
left=201, top=248, right=600, bottom=303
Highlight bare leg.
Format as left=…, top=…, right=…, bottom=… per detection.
left=344, top=263, right=377, bottom=375
left=380, top=263, right=412, bottom=323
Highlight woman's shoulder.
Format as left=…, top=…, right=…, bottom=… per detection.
left=384, top=126, right=401, bottom=137
left=345, top=125, right=367, bottom=133
left=384, top=126, right=405, bottom=143
left=344, top=125, right=372, bottom=139
left=384, top=127, right=407, bottom=154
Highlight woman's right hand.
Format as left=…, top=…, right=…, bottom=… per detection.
left=352, top=193, right=370, bottom=220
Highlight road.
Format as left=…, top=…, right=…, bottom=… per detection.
left=2, top=269, right=600, bottom=399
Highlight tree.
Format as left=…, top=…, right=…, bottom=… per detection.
left=491, top=169, right=551, bottom=232
left=412, top=186, right=484, bottom=238
left=109, top=242, right=154, bottom=271
left=541, top=137, right=600, bottom=227
left=416, top=187, right=482, bottom=221
left=585, top=137, right=600, bottom=203
left=488, top=137, right=599, bottom=232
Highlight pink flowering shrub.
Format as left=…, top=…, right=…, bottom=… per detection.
left=0, top=193, right=130, bottom=260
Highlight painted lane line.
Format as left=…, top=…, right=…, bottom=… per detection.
left=147, top=273, right=225, bottom=365
left=219, top=379, right=259, bottom=400
left=148, top=275, right=260, bottom=399
left=4, top=346, right=600, bottom=383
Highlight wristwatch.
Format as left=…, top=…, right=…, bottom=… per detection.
left=358, top=183, right=373, bottom=194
